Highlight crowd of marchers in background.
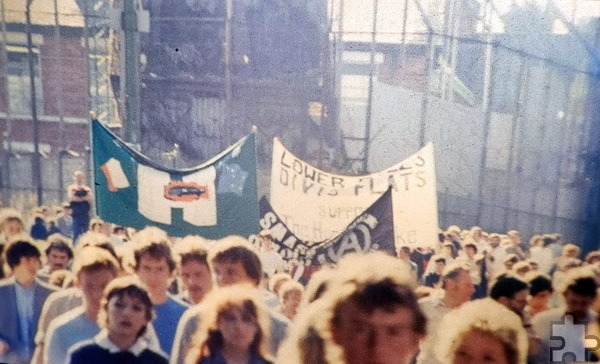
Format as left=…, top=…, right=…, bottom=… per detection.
left=0, top=174, right=599, bottom=363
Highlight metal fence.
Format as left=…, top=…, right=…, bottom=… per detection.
left=1, top=0, right=599, bottom=250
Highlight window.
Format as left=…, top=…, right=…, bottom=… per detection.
left=6, top=46, right=43, bottom=115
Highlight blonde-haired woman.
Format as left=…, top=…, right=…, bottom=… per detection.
left=436, top=298, right=528, bottom=364
left=186, top=285, right=272, bottom=364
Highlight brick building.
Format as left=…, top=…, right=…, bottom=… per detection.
left=0, top=0, right=90, bottom=206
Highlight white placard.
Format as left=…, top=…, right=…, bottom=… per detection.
left=270, top=139, right=439, bottom=248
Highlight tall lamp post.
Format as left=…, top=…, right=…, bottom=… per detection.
left=26, top=0, right=43, bottom=205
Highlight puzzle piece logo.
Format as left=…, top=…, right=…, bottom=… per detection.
left=550, top=315, right=600, bottom=363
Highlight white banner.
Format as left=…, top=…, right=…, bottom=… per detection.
left=270, top=139, right=439, bottom=248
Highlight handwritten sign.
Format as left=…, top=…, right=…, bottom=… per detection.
left=270, top=139, right=439, bottom=248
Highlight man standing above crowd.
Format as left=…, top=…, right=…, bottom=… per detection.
left=0, top=238, right=57, bottom=364
left=67, top=171, right=92, bottom=243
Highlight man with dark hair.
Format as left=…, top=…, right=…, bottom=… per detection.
left=490, top=276, right=530, bottom=318
left=532, top=268, right=599, bottom=362
left=527, top=274, right=553, bottom=317
left=330, top=278, right=427, bottom=364
left=0, top=238, right=57, bottom=363
left=133, top=227, right=188, bottom=356
left=423, top=255, right=446, bottom=288
left=38, top=236, right=74, bottom=282
left=170, top=236, right=289, bottom=364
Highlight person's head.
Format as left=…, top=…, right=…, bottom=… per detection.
left=324, top=252, right=426, bottom=364
left=562, top=243, right=581, bottom=258
left=512, top=261, right=530, bottom=277
left=279, top=280, right=304, bottom=320
left=398, top=246, right=412, bottom=260
left=431, top=255, right=447, bottom=273
left=560, top=268, right=598, bottom=321
left=89, top=217, right=110, bottom=236
left=5, top=237, right=41, bottom=284
left=175, top=235, right=212, bottom=304
left=464, top=243, right=477, bottom=258
left=269, top=272, right=292, bottom=296
left=72, top=246, right=120, bottom=312
left=113, top=226, right=128, bottom=239
left=74, top=170, right=85, bottom=184
left=506, top=230, right=521, bottom=245
left=527, top=273, right=553, bottom=313
left=76, top=231, right=121, bottom=267
left=276, top=298, right=329, bottom=364
left=187, top=285, right=271, bottom=363
left=446, top=225, right=461, bottom=239
left=0, top=209, right=25, bottom=237
left=329, top=278, right=427, bottom=364
left=529, top=259, right=539, bottom=271
left=61, top=202, right=72, bottom=216
left=529, top=235, right=543, bottom=247
left=489, top=233, right=501, bottom=248
left=36, top=205, right=49, bottom=217
left=441, top=263, right=475, bottom=306
left=300, top=267, right=335, bottom=307
left=45, top=236, right=74, bottom=272
left=503, top=254, right=519, bottom=270
left=442, top=242, right=455, bottom=257
left=259, top=229, right=274, bottom=251
left=97, top=276, right=154, bottom=340
left=33, top=213, right=45, bottom=225
left=490, top=276, right=530, bottom=317
left=209, top=236, right=262, bottom=287
left=470, top=226, right=482, bottom=240
left=49, top=269, right=75, bottom=288
left=437, top=299, right=527, bottom=364
left=132, top=227, right=176, bottom=291
left=558, top=257, right=582, bottom=272
left=585, top=251, right=600, bottom=265
left=542, top=234, right=556, bottom=247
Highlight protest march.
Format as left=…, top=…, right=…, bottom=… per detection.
left=0, top=120, right=598, bottom=364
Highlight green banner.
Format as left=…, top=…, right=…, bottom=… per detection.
left=92, top=120, right=259, bottom=238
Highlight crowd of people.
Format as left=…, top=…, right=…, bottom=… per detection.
left=0, top=173, right=598, bottom=363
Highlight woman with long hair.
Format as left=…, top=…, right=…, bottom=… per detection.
left=186, top=285, right=272, bottom=364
